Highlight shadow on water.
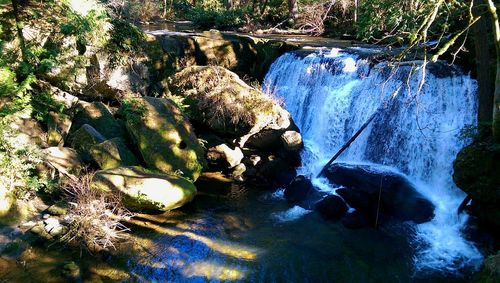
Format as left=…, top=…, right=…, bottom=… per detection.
left=1, top=180, right=476, bottom=282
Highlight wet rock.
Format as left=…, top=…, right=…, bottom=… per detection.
left=47, top=112, right=72, bottom=146
left=93, top=166, right=197, bottom=212
left=90, top=138, right=139, bottom=170
left=122, top=97, right=205, bottom=181
left=326, top=163, right=435, bottom=224
left=62, top=261, right=81, bottom=281
left=315, top=195, right=348, bottom=220
left=285, top=175, right=313, bottom=204
left=70, top=124, right=106, bottom=162
left=207, top=144, right=244, bottom=168
left=232, top=163, right=246, bottom=182
left=341, top=210, right=369, bottom=229
left=259, top=156, right=297, bottom=189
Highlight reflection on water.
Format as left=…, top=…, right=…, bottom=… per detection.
left=0, top=181, right=475, bottom=282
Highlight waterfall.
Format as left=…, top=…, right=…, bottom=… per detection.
left=263, top=49, right=483, bottom=272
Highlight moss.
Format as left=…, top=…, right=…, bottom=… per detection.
left=92, top=166, right=197, bottom=211
left=70, top=102, right=127, bottom=141
left=121, top=97, right=205, bottom=181
left=70, top=124, right=106, bottom=162
left=90, top=138, right=139, bottom=170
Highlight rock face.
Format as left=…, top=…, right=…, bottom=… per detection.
left=168, top=66, right=300, bottom=149
left=122, top=97, right=205, bottom=181
left=151, top=30, right=298, bottom=81
left=325, top=163, right=435, bottom=224
left=43, top=147, right=83, bottom=175
left=90, top=138, right=139, bottom=170
left=92, top=166, right=197, bottom=212
left=454, top=139, right=500, bottom=229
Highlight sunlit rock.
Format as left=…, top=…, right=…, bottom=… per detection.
left=47, top=112, right=72, bottom=147
left=122, top=97, right=205, bottom=181
left=69, top=124, right=106, bottom=162
left=93, top=166, right=197, bottom=212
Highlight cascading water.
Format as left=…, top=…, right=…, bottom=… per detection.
left=263, top=49, right=483, bottom=272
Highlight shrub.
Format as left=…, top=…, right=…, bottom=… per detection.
left=61, top=173, right=131, bottom=253
left=188, top=7, right=246, bottom=30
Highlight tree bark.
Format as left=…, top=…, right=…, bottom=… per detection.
left=473, top=0, right=494, bottom=124
left=11, top=0, right=27, bottom=62
left=486, top=0, right=500, bottom=142
left=288, top=0, right=298, bottom=22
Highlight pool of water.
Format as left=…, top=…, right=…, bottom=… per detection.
left=0, top=179, right=476, bottom=282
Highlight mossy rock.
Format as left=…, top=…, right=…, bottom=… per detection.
left=70, top=124, right=106, bottom=162
left=69, top=102, right=127, bottom=141
left=453, top=139, right=500, bottom=203
left=47, top=111, right=72, bottom=146
left=168, top=66, right=288, bottom=137
left=92, top=166, right=197, bottom=212
left=474, top=252, right=500, bottom=283
left=121, top=97, right=205, bottom=181
left=90, top=138, right=139, bottom=170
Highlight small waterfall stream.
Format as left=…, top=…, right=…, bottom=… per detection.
left=263, top=49, right=483, bottom=272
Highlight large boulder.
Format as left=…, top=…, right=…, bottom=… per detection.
left=453, top=139, right=500, bottom=229
left=167, top=66, right=300, bottom=150
left=284, top=175, right=327, bottom=210
left=69, top=102, right=127, bottom=141
left=92, top=166, right=196, bottom=212
left=325, top=163, right=435, bottom=224
left=90, top=138, right=139, bottom=170
left=69, top=124, right=106, bottom=162
left=121, top=97, right=205, bottom=181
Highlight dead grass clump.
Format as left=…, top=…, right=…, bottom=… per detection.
left=61, top=173, right=132, bottom=253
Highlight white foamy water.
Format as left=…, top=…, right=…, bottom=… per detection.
left=271, top=206, right=312, bottom=222
left=263, top=50, right=483, bottom=272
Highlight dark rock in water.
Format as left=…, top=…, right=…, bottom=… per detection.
left=341, top=210, right=369, bottom=229
left=315, top=195, right=348, bottom=220
left=325, top=163, right=435, bottom=224
left=259, top=157, right=297, bottom=189
left=284, top=175, right=326, bottom=210
left=453, top=138, right=500, bottom=231
left=285, top=175, right=313, bottom=204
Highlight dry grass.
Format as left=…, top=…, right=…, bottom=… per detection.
left=61, top=173, right=132, bottom=253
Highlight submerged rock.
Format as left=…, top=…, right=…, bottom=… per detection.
left=92, top=166, right=197, bottom=212
left=122, top=97, right=206, bottom=181
left=314, top=195, right=348, bottom=220
left=325, top=163, right=435, bottom=224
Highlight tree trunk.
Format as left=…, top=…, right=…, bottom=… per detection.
left=288, top=0, right=298, bottom=22
left=162, top=0, right=167, bottom=18
left=473, top=0, right=494, bottom=124
left=486, top=0, right=500, bottom=142
left=11, top=0, right=27, bottom=62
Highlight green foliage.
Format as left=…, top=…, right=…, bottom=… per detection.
left=119, top=98, right=146, bottom=125
left=188, top=6, right=246, bottom=30
left=357, top=0, right=471, bottom=45
left=0, top=118, right=44, bottom=198
left=106, top=18, right=145, bottom=67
